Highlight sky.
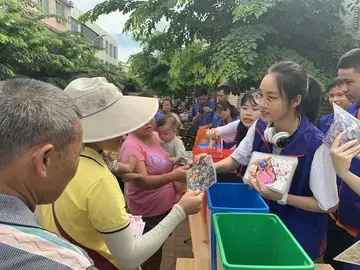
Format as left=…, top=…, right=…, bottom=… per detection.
left=72, top=0, right=142, bottom=63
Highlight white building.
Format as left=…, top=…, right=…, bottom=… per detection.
left=37, top=0, right=73, bottom=33
left=70, top=7, right=119, bottom=65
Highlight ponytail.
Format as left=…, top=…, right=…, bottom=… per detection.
left=299, top=76, right=322, bottom=123
left=268, top=61, right=323, bottom=124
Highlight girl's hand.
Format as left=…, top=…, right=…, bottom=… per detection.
left=206, top=128, right=220, bottom=141
left=330, top=131, right=360, bottom=178
left=193, top=153, right=208, bottom=165
left=248, top=176, right=282, bottom=201
left=208, top=139, right=216, bottom=149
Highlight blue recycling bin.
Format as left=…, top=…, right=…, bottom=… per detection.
left=206, top=183, right=270, bottom=270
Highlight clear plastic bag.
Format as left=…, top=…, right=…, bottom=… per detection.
left=324, top=104, right=360, bottom=159
left=186, top=155, right=217, bottom=191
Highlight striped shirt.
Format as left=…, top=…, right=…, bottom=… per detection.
left=0, top=194, right=94, bottom=270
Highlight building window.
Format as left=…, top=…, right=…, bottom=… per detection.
left=105, top=41, right=109, bottom=53
left=81, top=24, right=101, bottom=46
left=70, top=17, right=78, bottom=31
left=37, top=0, right=49, bottom=14
left=114, top=46, right=117, bottom=59
left=56, top=1, right=65, bottom=17
left=110, top=44, right=113, bottom=57
left=99, top=37, right=104, bottom=48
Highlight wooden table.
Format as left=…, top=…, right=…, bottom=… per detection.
left=176, top=212, right=334, bottom=270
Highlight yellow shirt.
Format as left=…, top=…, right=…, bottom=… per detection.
left=42, top=147, right=129, bottom=269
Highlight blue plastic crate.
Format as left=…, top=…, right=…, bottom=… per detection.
left=206, top=183, right=270, bottom=270
left=198, top=143, right=220, bottom=149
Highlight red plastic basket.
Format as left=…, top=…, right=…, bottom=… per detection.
left=192, top=148, right=233, bottom=163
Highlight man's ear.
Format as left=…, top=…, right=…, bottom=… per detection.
left=32, top=144, right=55, bottom=178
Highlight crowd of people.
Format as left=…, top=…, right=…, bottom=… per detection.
left=0, top=49, right=360, bottom=270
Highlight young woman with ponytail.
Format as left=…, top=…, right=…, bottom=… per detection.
left=195, top=61, right=339, bottom=261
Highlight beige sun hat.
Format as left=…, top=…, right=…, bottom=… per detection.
left=64, top=77, right=159, bottom=143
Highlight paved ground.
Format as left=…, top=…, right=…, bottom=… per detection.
left=160, top=218, right=194, bottom=270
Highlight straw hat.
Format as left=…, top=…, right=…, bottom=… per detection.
left=64, top=77, right=158, bottom=143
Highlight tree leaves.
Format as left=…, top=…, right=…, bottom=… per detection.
left=207, top=24, right=272, bottom=84
left=248, top=46, right=330, bottom=87
left=0, top=0, right=134, bottom=91
left=233, top=0, right=275, bottom=22
left=86, top=0, right=360, bottom=95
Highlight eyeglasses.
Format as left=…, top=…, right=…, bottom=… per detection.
left=252, top=92, right=277, bottom=108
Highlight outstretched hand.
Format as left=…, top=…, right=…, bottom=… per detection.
left=177, top=190, right=204, bottom=215
left=171, top=165, right=190, bottom=182
left=330, top=131, right=360, bottom=178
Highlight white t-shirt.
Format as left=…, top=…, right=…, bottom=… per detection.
left=216, top=120, right=240, bottom=143
left=231, top=120, right=339, bottom=211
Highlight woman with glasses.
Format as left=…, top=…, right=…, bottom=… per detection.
left=195, top=61, right=339, bottom=261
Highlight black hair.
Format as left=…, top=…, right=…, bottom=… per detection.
left=216, top=100, right=239, bottom=118
left=195, top=87, right=208, bottom=98
left=217, top=85, right=231, bottom=95
left=268, top=61, right=323, bottom=123
left=337, top=48, right=360, bottom=71
left=327, top=78, right=343, bottom=92
left=137, top=91, right=154, bottom=98
left=234, top=89, right=259, bottom=145
left=157, top=115, right=178, bottom=128
left=162, top=99, right=173, bottom=107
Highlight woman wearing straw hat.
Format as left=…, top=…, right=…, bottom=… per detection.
left=42, top=77, right=204, bottom=270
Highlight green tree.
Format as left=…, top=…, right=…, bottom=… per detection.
left=81, top=0, right=360, bottom=93
left=0, top=0, right=135, bottom=91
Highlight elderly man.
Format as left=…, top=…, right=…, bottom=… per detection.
left=0, top=79, right=94, bottom=269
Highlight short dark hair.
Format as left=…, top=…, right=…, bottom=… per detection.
left=137, top=91, right=154, bottom=98
left=216, top=100, right=239, bottom=118
left=217, top=85, right=231, bottom=95
left=195, top=87, right=208, bottom=98
left=162, top=99, right=172, bottom=106
left=157, top=115, right=177, bottom=128
left=0, top=78, right=81, bottom=166
left=327, top=78, right=343, bottom=92
left=337, top=48, right=360, bottom=71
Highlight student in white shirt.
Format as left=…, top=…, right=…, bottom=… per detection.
left=195, top=61, right=339, bottom=261
left=206, top=89, right=261, bottom=148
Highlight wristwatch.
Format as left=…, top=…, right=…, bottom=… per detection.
left=277, top=193, right=288, bottom=205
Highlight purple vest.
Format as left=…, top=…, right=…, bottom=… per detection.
left=336, top=103, right=360, bottom=234
left=253, top=117, right=328, bottom=259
